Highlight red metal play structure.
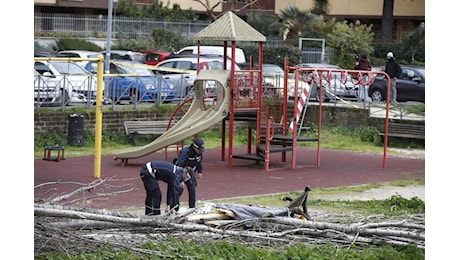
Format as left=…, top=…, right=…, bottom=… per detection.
left=114, top=11, right=392, bottom=171
left=170, top=11, right=392, bottom=170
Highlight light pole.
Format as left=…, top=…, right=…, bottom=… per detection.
left=105, top=0, right=114, bottom=73
left=113, top=0, right=118, bottom=38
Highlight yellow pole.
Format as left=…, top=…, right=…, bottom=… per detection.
left=93, top=55, right=104, bottom=178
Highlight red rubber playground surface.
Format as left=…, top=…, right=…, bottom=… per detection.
left=34, top=147, right=424, bottom=210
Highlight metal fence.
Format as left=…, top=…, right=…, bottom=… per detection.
left=34, top=13, right=330, bottom=63
left=34, top=73, right=193, bottom=111
left=34, top=13, right=210, bottom=40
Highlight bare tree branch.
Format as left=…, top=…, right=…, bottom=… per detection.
left=34, top=182, right=424, bottom=257
left=192, top=0, right=259, bottom=21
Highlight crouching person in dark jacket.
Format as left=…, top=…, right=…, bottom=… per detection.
left=140, top=160, right=193, bottom=215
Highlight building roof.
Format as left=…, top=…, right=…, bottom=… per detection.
left=192, top=11, right=266, bottom=42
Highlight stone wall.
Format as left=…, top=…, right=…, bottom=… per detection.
left=34, top=105, right=388, bottom=137
left=34, top=110, right=172, bottom=136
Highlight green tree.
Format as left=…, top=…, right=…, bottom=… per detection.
left=311, top=0, right=329, bottom=15
left=318, top=18, right=374, bottom=68
left=113, top=28, right=193, bottom=52
left=116, top=0, right=139, bottom=17
left=400, top=23, right=425, bottom=64
left=117, top=0, right=197, bottom=20
left=274, top=5, right=319, bottom=44
left=246, top=12, right=279, bottom=37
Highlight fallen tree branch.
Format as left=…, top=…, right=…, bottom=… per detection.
left=34, top=182, right=425, bottom=257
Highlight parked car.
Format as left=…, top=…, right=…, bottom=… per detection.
left=99, top=50, right=146, bottom=64
left=168, top=45, right=246, bottom=64
left=368, top=66, right=425, bottom=103
left=34, top=60, right=100, bottom=105
left=86, top=60, right=176, bottom=103
left=140, top=50, right=171, bottom=66
left=299, top=63, right=358, bottom=102
left=57, top=50, right=101, bottom=68
left=239, top=63, right=309, bottom=99
left=34, top=69, right=69, bottom=106
left=153, top=56, right=241, bottom=98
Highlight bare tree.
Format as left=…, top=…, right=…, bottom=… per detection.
left=192, top=0, right=259, bottom=21
left=381, top=0, right=395, bottom=42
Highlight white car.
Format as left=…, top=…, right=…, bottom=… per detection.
left=34, top=60, right=101, bottom=105
left=34, top=69, right=69, bottom=106
left=57, top=50, right=101, bottom=68
left=153, top=56, right=241, bottom=99
left=299, top=63, right=358, bottom=102
left=169, top=45, right=246, bottom=64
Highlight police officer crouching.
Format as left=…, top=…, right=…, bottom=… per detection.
left=140, top=160, right=194, bottom=216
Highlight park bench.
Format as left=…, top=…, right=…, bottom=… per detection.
left=379, top=122, right=425, bottom=141
left=123, top=120, right=174, bottom=146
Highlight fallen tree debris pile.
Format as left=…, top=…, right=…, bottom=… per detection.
left=34, top=180, right=424, bottom=257
left=34, top=203, right=425, bottom=257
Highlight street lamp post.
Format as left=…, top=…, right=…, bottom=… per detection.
left=105, top=0, right=114, bottom=74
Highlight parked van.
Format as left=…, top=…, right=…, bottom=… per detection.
left=171, top=46, right=246, bottom=64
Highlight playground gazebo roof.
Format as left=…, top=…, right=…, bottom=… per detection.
left=192, top=11, right=266, bottom=42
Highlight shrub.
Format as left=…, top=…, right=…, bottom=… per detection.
left=54, top=38, right=103, bottom=52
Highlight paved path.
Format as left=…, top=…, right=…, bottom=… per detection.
left=34, top=147, right=424, bottom=210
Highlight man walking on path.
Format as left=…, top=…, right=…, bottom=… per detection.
left=384, top=52, right=402, bottom=104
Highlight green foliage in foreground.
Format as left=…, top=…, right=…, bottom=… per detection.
left=37, top=239, right=424, bottom=260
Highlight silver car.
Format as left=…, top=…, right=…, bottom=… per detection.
left=153, top=56, right=241, bottom=99
left=299, top=63, right=358, bottom=102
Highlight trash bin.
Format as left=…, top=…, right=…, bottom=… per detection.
left=68, top=113, right=84, bottom=146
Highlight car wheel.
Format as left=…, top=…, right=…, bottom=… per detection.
left=370, top=88, right=384, bottom=102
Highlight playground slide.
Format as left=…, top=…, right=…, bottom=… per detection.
left=113, top=70, right=231, bottom=162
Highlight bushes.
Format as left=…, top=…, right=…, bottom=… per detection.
left=240, top=43, right=302, bottom=67
left=54, top=38, right=103, bottom=52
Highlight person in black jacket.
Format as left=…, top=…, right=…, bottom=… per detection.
left=174, top=137, right=204, bottom=208
left=384, top=52, right=402, bottom=104
left=140, top=160, right=194, bottom=215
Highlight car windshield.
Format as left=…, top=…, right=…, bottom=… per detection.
left=50, top=61, right=88, bottom=75
left=204, top=60, right=241, bottom=70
